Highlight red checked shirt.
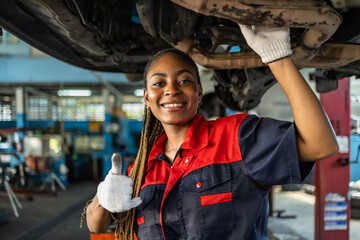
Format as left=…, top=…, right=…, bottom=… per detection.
left=128, top=114, right=313, bottom=240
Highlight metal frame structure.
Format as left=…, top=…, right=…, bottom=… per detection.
left=315, top=77, right=350, bottom=239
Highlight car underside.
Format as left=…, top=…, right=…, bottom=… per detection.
left=1, top=0, right=360, bottom=111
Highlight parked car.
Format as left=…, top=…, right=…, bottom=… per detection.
left=1, top=0, right=359, bottom=111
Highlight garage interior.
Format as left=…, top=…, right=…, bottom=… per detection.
left=1, top=1, right=360, bottom=240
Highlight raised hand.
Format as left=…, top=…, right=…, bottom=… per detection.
left=239, top=24, right=292, bottom=64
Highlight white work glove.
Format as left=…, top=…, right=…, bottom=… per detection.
left=97, top=153, right=142, bottom=213
left=239, top=24, right=292, bottom=64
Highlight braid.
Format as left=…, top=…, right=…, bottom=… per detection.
left=114, top=106, right=164, bottom=240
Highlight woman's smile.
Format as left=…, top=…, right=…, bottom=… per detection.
left=160, top=101, right=187, bottom=111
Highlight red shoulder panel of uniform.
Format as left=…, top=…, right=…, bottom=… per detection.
left=181, top=113, right=248, bottom=177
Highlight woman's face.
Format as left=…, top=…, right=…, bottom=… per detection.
left=144, top=53, right=202, bottom=127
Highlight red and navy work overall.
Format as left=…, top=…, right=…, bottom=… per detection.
left=128, top=114, right=313, bottom=240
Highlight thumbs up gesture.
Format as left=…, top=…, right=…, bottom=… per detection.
left=97, top=153, right=142, bottom=213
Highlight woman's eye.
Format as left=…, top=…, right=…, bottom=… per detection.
left=179, top=79, right=191, bottom=84
left=153, top=82, right=164, bottom=86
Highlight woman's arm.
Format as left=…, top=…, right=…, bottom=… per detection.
left=268, top=57, right=338, bottom=161
left=86, top=193, right=113, bottom=233
left=238, top=24, right=339, bottom=162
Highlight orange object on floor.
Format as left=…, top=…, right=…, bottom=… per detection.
left=90, top=233, right=138, bottom=240
left=90, top=233, right=115, bottom=240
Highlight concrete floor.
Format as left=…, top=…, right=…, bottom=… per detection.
left=1, top=181, right=359, bottom=240
left=0, top=181, right=97, bottom=240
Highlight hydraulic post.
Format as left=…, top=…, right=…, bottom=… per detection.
left=315, top=77, right=350, bottom=240
left=102, top=88, right=113, bottom=178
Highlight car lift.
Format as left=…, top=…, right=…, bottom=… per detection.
left=315, top=77, right=350, bottom=239
left=2, top=181, right=22, bottom=217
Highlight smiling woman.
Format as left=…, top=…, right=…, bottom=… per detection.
left=144, top=52, right=202, bottom=130
left=85, top=26, right=339, bottom=239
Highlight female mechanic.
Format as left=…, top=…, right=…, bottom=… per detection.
left=85, top=24, right=339, bottom=240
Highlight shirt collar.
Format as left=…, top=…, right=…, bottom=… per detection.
left=148, top=114, right=209, bottom=162
left=181, top=114, right=209, bottom=150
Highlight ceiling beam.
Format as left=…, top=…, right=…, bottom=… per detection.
left=25, top=86, right=50, bottom=97
left=91, top=71, right=124, bottom=102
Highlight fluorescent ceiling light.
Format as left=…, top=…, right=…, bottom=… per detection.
left=58, top=89, right=92, bottom=97
left=134, top=89, right=144, bottom=97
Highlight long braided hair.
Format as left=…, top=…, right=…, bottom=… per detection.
left=82, top=48, right=200, bottom=240
left=113, top=106, right=164, bottom=239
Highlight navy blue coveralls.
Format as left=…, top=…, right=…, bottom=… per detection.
left=128, top=114, right=313, bottom=240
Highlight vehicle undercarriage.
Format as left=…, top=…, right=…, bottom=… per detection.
left=1, top=0, right=360, bottom=111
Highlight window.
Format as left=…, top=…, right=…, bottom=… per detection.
left=0, top=101, right=15, bottom=121
left=26, top=97, right=49, bottom=120
left=55, top=97, right=105, bottom=121
left=122, top=103, right=144, bottom=121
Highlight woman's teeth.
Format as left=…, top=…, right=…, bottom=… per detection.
left=163, top=103, right=183, bottom=107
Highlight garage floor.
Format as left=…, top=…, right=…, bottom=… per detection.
left=0, top=182, right=359, bottom=240
left=0, top=181, right=96, bottom=240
